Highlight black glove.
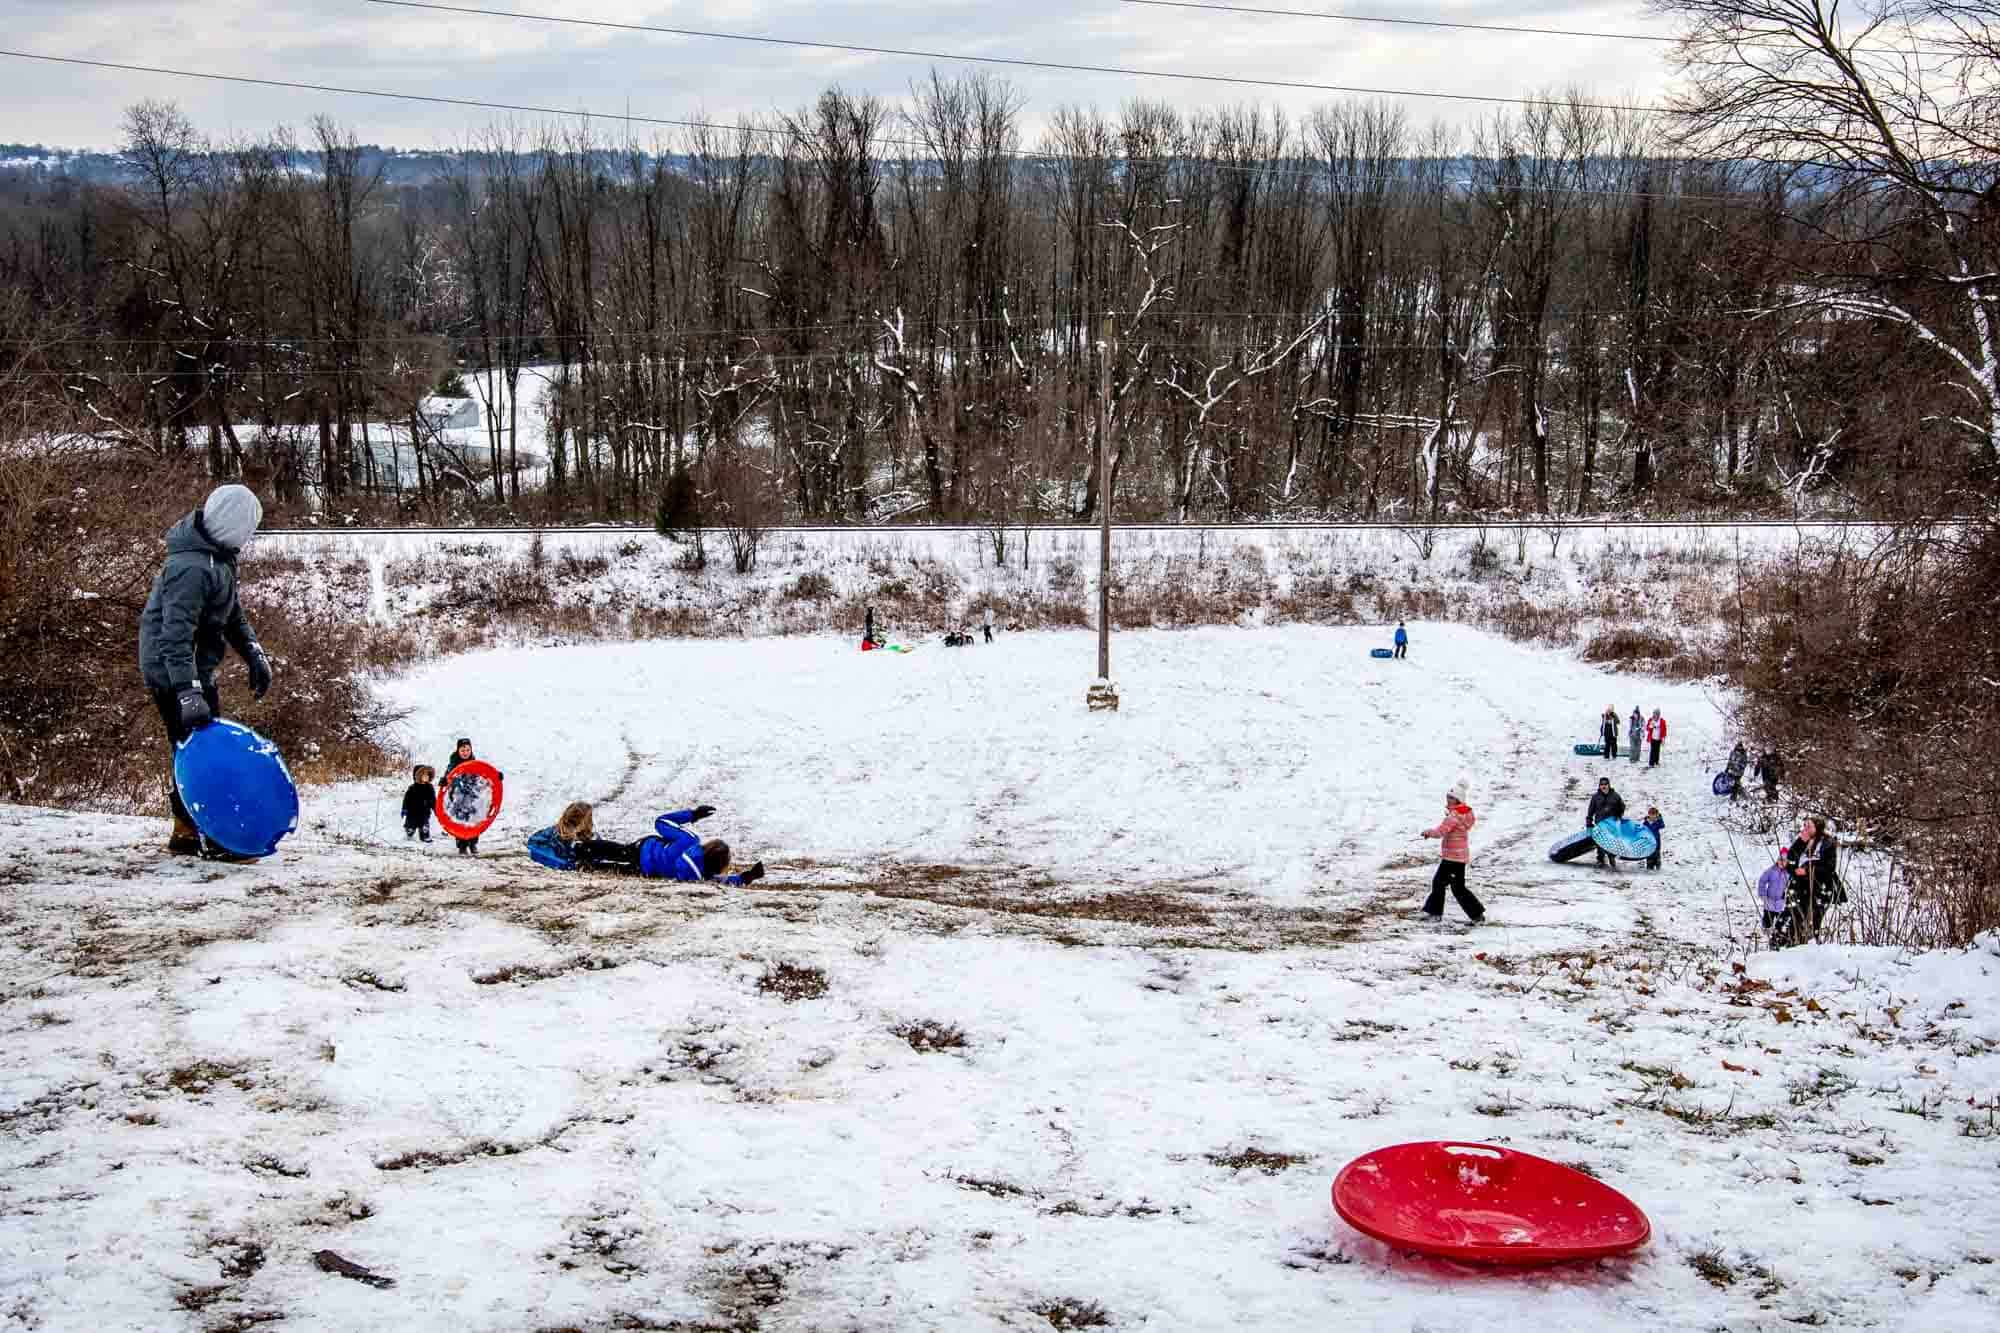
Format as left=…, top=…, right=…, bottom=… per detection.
left=246, top=647, right=273, bottom=701
left=739, top=861, right=765, bottom=884
left=689, top=804, right=717, bottom=822
left=175, top=685, right=213, bottom=732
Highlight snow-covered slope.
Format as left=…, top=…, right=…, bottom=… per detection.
left=3, top=627, right=1995, bottom=1330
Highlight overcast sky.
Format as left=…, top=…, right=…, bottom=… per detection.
left=5, top=1, right=1682, bottom=150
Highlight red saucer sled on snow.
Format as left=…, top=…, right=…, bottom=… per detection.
left=1331, top=1141, right=1650, bottom=1266
left=435, top=759, right=504, bottom=841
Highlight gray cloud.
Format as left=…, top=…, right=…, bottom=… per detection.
left=3, top=1, right=1675, bottom=149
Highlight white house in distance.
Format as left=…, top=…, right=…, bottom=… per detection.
left=418, top=396, right=480, bottom=432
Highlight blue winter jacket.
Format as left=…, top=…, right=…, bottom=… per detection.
left=639, top=811, right=747, bottom=884
left=1643, top=812, right=1665, bottom=847
left=1393, top=625, right=1408, bottom=646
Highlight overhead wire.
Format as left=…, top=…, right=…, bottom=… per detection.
left=0, top=306, right=1763, bottom=349
left=1114, top=0, right=1967, bottom=56
left=359, top=0, right=1671, bottom=115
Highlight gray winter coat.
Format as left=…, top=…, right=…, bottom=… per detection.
left=137, top=512, right=262, bottom=689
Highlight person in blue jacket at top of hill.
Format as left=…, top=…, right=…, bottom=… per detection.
left=1393, top=621, right=1409, bottom=659
left=527, top=801, right=766, bottom=884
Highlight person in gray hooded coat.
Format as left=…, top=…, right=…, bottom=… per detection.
left=138, top=484, right=274, bottom=855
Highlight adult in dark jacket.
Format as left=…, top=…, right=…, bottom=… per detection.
left=1599, top=707, right=1619, bottom=760
left=1753, top=749, right=1785, bottom=801
left=137, top=485, right=271, bottom=856
left=1785, top=817, right=1841, bottom=943
left=1586, top=777, right=1626, bottom=869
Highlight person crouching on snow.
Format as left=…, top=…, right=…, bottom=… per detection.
left=527, top=801, right=766, bottom=884
left=1418, top=778, right=1485, bottom=925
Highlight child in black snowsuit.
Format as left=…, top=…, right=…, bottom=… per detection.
left=402, top=765, right=436, bottom=842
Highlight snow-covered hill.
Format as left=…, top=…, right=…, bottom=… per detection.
left=4, top=626, right=1994, bottom=1330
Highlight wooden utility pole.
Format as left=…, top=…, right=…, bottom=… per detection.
left=1088, top=317, right=1120, bottom=712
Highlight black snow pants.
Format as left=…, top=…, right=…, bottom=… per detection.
left=151, top=682, right=221, bottom=838
left=1648, top=739, right=1661, bottom=767
left=1423, top=860, right=1484, bottom=922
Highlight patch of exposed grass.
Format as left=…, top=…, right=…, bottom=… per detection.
left=956, top=1175, right=1031, bottom=1199
left=472, top=956, right=622, bottom=986
left=167, top=1061, right=253, bottom=1095
left=1205, top=1147, right=1310, bottom=1175
left=892, top=1021, right=968, bottom=1053
left=375, top=1139, right=529, bottom=1172
left=1031, top=1297, right=1112, bottom=1329
left=756, top=963, right=828, bottom=1003
left=1689, top=1249, right=1737, bottom=1288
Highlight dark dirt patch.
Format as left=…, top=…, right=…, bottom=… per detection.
left=168, top=1061, right=254, bottom=1095
left=1689, top=1249, right=1737, bottom=1288
left=206, top=1313, right=286, bottom=1332
left=375, top=1139, right=530, bottom=1172
left=175, top=1285, right=230, bottom=1311
left=1206, top=1147, right=1311, bottom=1175
left=212, top=1238, right=267, bottom=1280
left=892, top=1021, right=968, bottom=1053
left=244, top=1154, right=309, bottom=1179
left=472, top=956, right=623, bottom=986
left=956, top=1175, right=1031, bottom=1199
left=341, top=970, right=405, bottom=992
left=1030, top=1297, right=1112, bottom=1329
left=756, top=963, right=828, bottom=1003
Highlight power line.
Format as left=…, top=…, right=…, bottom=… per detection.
left=20, top=332, right=1819, bottom=379
left=1117, top=0, right=1964, bottom=56
left=362, top=0, right=1673, bottom=116
left=1119, top=0, right=1682, bottom=44
left=1, top=307, right=1738, bottom=349
left=0, top=49, right=1759, bottom=205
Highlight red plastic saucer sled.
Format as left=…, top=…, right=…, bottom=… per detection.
left=1332, top=1141, right=1650, bottom=1266
left=435, top=759, right=504, bottom=841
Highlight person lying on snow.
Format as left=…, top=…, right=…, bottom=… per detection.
left=527, top=801, right=766, bottom=884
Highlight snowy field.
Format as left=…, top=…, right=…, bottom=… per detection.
left=4, top=626, right=1998, bottom=1331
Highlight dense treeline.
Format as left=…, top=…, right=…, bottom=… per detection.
left=0, top=71, right=1989, bottom=525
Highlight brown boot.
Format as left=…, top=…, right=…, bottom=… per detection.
left=168, top=810, right=202, bottom=856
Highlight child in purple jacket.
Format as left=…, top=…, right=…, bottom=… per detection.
left=1757, top=848, right=1792, bottom=946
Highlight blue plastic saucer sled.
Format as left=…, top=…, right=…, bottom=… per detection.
left=1370, top=647, right=1396, bottom=659
left=1573, top=742, right=1605, bottom=756
left=1712, top=771, right=1737, bottom=796
left=173, top=720, right=299, bottom=858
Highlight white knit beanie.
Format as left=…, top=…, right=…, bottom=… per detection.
left=202, top=484, right=263, bottom=551
left=1447, top=776, right=1469, bottom=805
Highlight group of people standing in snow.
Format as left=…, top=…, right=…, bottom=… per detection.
left=1755, top=817, right=1844, bottom=949
left=1599, top=705, right=1669, bottom=766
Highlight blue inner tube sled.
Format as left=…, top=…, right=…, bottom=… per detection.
left=1589, top=818, right=1659, bottom=861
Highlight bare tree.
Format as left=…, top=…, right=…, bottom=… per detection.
left=1658, top=0, right=2000, bottom=464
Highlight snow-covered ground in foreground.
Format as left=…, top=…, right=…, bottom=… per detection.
left=4, top=626, right=1998, bottom=1331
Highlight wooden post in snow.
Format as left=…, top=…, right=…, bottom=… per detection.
left=1088, top=317, right=1120, bottom=713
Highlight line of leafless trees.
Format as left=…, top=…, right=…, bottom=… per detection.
left=1, top=8, right=1995, bottom=526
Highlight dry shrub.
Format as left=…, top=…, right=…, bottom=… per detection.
left=1730, top=523, right=2000, bottom=947
left=1582, top=628, right=1680, bottom=663
left=0, top=451, right=396, bottom=810
left=782, top=570, right=835, bottom=601
left=1482, top=595, right=1581, bottom=647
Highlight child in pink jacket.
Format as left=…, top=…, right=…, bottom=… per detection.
left=1419, top=777, right=1485, bottom=925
